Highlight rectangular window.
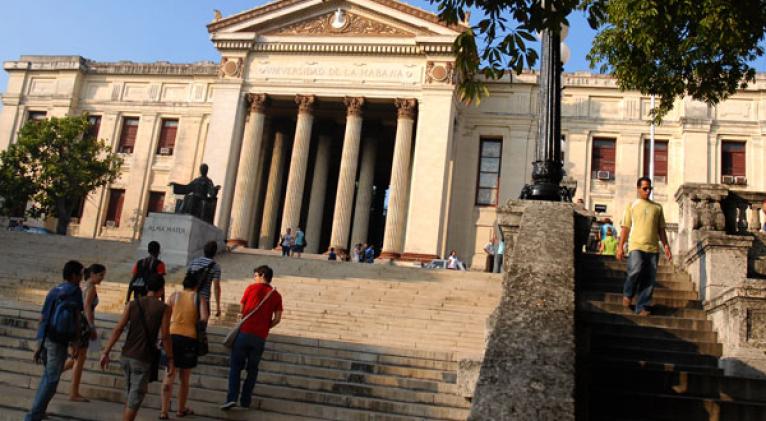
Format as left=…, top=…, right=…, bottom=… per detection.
left=560, top=135, right=566, bottom=163
left=156, top=119, right=178, bottom=155
left=146, top=191, right=165, bottom=216
left=26, top=111, right=47, bottom=123
left=591, top=137, right=616, bottom=180
left=87, top=115, right=102, bottom=140
left=643, top=139, right=668, bottom=179
left=722, top=141, right=746, bottom=177
left=105, top=189, right=125, bottom=227
left=476, top=137, right=502, bottom=206
left=118, top=117, right=139, bottom=154
left=70, top=196, right=86, bottom=220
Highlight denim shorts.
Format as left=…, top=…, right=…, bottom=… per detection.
left=121, top=357, right=151, bottom=410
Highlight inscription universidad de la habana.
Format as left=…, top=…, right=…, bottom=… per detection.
left=253, top=64, right=419, bottom=83
left=147, top=225, right=187, bottom=234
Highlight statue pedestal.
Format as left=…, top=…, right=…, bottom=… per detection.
left=138, top=213, right=225, bottom=269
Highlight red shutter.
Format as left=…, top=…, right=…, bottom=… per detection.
left=146, top=192, right=165, bottom=216
left=119, top=118, right=139, bottom=153
left=592, top=138, right=616, bottom=174
left=87, top=116, right=102, bottom=140
left=157, top=119, right=178, bottom=154
left=106, top=189, right=125, bottom=227
left=643, top=140, right=668, bottom=177
left=722, top=142, right=746, bottom=177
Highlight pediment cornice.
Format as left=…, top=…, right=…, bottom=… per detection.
left=263, top=10, right=416, bottom=37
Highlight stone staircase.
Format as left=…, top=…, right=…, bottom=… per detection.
left=0, top=231, right=501, bottom=420
left=577, top=254, right=766, bottom=421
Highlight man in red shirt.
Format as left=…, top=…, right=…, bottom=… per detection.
left=221, top=265, right=282, bottom=410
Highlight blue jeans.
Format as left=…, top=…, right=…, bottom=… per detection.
left=623, top=250, right=659, bottom=314
left=226, top=332, right=265, bottom=407
left=26, top=338, right=68, bottom=421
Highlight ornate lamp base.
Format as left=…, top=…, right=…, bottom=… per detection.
left=519, top=160, right=573, bottom=202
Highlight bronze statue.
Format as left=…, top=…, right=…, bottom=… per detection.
left=170, top=164, right=220, bottom=224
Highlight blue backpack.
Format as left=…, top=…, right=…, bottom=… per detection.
left=47, top=288, right=80, bottom=343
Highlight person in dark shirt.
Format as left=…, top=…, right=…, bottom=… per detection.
left=26, top=261, right=85, bottom=421
left=100, top=275, right=173, bottom=421
left=126, top=241, right=166, bottom=303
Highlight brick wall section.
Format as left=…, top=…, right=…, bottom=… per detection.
left=469, top=201, right=578, bottom=421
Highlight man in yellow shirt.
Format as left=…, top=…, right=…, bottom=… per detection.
left=616, top=177, right=673, bottom=316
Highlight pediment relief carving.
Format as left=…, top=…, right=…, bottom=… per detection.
left=263, top=10, right=416, bottom=37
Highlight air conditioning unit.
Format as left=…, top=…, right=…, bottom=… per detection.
left=654, top=175, right=667, bottom=184
left=159, top=147, right=172, bottom=155
left=596, top=171, right=612, bottom=180
left=734, top=176, right=747, bottom=185
left=722, top=175, right=735, bottom=184
left=105, top=220, right=116, bottom=228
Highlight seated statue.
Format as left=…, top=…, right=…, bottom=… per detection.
left=170, top=164, right=221, bottom=224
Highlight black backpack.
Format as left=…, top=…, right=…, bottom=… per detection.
left=129, top=258, right=160, bottom=301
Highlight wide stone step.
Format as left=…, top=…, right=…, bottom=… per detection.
left=579, top=286, right=699, bottom=300
left=580, top=277, right=695, bottom=291
left=581, top=300, right=707, bottom=320
left=584, top=321, right=718, bottom=343
left=588, top=389, right=766, bottom=421
left=589, top=356, right=724, bottom=375
left=581, top=311, right=713, bottom=331
left=584, top=292, right=703, bottom=310
left=590, top=333, right=723, bottom=357
left=589, top=345, right=720, bottom=368
left=589, top=363, right=766, bottom=404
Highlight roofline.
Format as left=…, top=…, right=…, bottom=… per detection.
left=207, top=0, right=467, bottom=33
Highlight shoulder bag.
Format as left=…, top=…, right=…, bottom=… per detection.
left=224, top=288, right=275, bottom=349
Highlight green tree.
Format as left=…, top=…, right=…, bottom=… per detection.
left=0, top=114, right=122, bottom=235
left=436, top=0, right=766, bottom=119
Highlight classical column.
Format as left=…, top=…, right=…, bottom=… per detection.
left=304, top=134, right=332, bottom=254
left=280, top=95, right=316, bottom=235
left=258, top=128, right=288, bottom=249
left=350, top=136, right=377, bottom=247
left=381, top=98, right=417, bottom=258
left=228, top=93, right=268, bottom=247
left=329, top=97, right=365, bottom=252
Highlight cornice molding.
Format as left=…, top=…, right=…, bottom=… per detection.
left=250, top=42, right=452, bottom=56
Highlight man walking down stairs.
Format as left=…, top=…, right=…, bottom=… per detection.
left=578, top=254, right=766, bottom=421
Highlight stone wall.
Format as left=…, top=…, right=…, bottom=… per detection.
left=468, top=201, right=586, bottom=420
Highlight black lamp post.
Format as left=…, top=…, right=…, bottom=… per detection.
left=520, top=23, right=572, bottom=201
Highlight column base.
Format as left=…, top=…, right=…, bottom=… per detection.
left=399, top=252, right=439, bottom=263
left=227, top=239, right=248, bottom=248
left=379, top=250, right=401, bottom=260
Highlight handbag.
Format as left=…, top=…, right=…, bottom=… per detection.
left=135, top=297, right=160, bottom=382
left=194, top=292, right=209, bottom=356
left=224, top=288, right=275, bottom=349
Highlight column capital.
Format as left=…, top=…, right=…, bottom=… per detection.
left=246, top=93, right=269, bottom=113
left=344, top=96, right=365, bottom=117
left=295, top=94, right=317, bottom=115
left=395, top=98, right=418, bottom=120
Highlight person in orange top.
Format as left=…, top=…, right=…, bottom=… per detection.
left=221, top=265, right=283, bottom=410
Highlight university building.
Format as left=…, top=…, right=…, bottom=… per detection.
left=1, top=0, right=765, bottom=269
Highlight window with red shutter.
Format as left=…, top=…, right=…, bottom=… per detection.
left=722, top=141, right=746, bottom=181
left=146, top=191, right=165, bottom=216
left=643, top=140, right=668, bottom=179
left=475, top=137, right=502, bottom=206
left=105, top=189, right=125, bottom=227
left=87, top=115, right=102, bottom=140
left=156, top=119, right=178, bottom=155
left=118, top=117, right=139, bottom=153
left=70, top=196, right=86, bottom=220
left=591, top=138, right=616, bottom=180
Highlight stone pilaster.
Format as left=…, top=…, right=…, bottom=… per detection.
left=305, top=134, right=332, bottom=254
left=381, top=98, right=417, bottom=258
left=329, top=97, right=365, bottom=252
left=258, top=128, right=288, bottom=249
left=228, top=93, right=269, bottom=247
left=350, top=136, right=377, bottom=247
left=280, top=95, right=316, bottom=235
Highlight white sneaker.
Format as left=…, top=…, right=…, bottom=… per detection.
left=221, top=401, right=237, bottom=410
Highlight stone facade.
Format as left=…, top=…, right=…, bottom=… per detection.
left=3, top=0, right=766, bottom=267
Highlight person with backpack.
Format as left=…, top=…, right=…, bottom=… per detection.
left=221, top=265, right=282, bottom=410
left=26, top=260, right=85, bottom=421
left=126, top=241, right=166, bottom=304
left=187, top=241, right=222, bottom=319
left=99, top=274, right=173, bottom=421
left=160, top=271, right=209, bottom=419
left=64, top=263, right=106, bottom=402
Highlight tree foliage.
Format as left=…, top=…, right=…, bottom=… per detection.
left=434, top=0, right=766, bottom=119
left=0, top=114, right=122, bottom=234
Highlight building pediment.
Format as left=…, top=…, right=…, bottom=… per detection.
left=208, top=0, right=464, bottom=38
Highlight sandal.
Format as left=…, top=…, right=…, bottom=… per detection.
left=159, top=414, right=169, bottom=420
left=177, top=408, right=195, bottom=417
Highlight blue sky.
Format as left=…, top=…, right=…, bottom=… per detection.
left=0, top=0, right=764, bottom=94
